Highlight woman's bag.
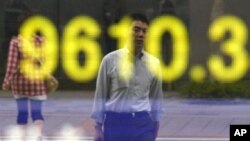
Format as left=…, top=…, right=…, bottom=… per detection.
left=45, top=75, right=59, bottom=93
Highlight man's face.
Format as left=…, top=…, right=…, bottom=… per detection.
left=132, top=20, right=148, bottom=49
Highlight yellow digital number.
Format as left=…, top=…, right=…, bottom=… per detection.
left=62, top=16, right=101, bottom=82
left=19, top=15, right=58, bottom=80
left=145, top=15, right=189, bottom=82
left=108, top=17, right=133, bottom=81
left=208, top=15, right=248, bottom=83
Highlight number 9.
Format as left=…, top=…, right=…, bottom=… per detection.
left=19, top=15, right=58, bottom=80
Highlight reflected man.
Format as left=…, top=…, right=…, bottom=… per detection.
left=91, top=13, right=163, bottom=141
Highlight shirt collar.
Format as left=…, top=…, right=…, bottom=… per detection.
left=123, top=47, right=144, bottom=59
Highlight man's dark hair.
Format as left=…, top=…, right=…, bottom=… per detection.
left=130, top=13, right=149, bottom=25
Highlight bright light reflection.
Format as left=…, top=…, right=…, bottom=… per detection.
left=3, top=124, right=88, bottom=141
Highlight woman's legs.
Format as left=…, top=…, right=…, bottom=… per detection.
left=30, top=99, right=44, bottom=136
left=16, top=98, right=45, bottom=138
left=16, top=98, right=29, bottom=125
left=16, top=98, right=29, bottom=139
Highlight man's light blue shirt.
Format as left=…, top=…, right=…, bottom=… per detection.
left=91, top=48, right=163, bottom=123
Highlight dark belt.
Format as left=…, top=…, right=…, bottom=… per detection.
left=105, top=111, right=149, bottom=118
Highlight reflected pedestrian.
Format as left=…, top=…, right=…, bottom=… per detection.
left=91, top=13, right=163, bottom=141
left=2, top=1, right=47, bottom=138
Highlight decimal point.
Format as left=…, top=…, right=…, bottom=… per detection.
left=189, top=65, right=206, bottom=82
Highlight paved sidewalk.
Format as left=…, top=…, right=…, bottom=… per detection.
left=1, top=90, right=250, bottom=140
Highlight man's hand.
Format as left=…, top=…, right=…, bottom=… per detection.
left=94, top=122, right=103, bottom=141
left=153, top=121, right=159, bottom=139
